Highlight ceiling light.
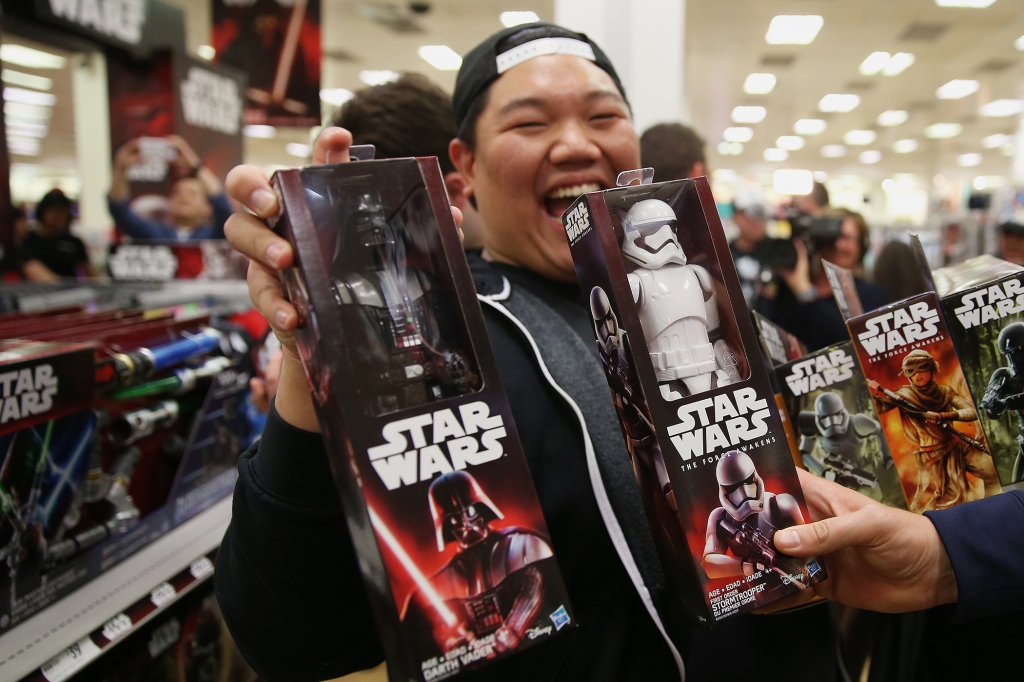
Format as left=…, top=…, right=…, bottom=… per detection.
left=859, top=150, right=882, bottom=164
left=924, top=122, right=963, bottom=138
left=877, top=109, right=908, bottom=127
left=418, top=45, right=463, bottom=71
left=1, top=70, right=52, bottom=91
left=983, top=133, right=1011, bottom=148
left=718, top=141, right=744, bottom=155
left=500, top=11, right=539, bottom=27
left=1016, top=35, right=1024, bottom=50
left=777, top=135, right=805, bottom=150
left=0, top=45, right=66, bottom=69
left=981, top=99, right=1024, bottom=117
left=286, top=142, right=311, bottom=158
left=359, top=70, right=400, bottom=86
left=935, top=0, right=996, bottom=6
left=319, top=88, right=354, bottom=106
left=821, top=144, right=847, bottom=158
left=844, top=130, right=877, bottom=145
left=732, top=106, right=767, bottom=123
left=936, top=79, right=980, bottom=100
left=859, top=52, right=890, bottom=76
left=5, top=102, right=50, bottom=121
left=764, top=147, right=789, bottom=161
left=818, top=94, right=860, bottom=113
left=196, top=45, right=215, bottom=60
left=892, top=139, right=919, bottom=153
left=882, top=52, right=915, bottom=75
left=794, top=119, right=826, bottom=135
left=883, top=178, right=896, bottom=192
left=723, top=126, right=753, bottom=142
left=7, top=136, right=40, bottom=156
left=765, top=15, right=824, bottom=45
left=3, top=88, right=55, bottom=106
left=743, top=73, right=776, bottom=94
left=773, top=169, right=813, bottom=195
left=243, top=124, right=276, bottom=138
left=814, top=170, right=829, bottom=182
left=958, top=153, right=982, bottom=167
left=713, top=169, right=738, bottom=182
left=974, top=176, right=988, bottom=190
left=7, top=122, right=47, bottom=138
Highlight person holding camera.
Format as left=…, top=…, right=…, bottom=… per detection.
left=757, top=209, right=888, bottom=351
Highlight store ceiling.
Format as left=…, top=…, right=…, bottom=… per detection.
left=688, top=0, right=1024, bottom=183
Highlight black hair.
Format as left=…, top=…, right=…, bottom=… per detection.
left=35, top=189, right=72, bottom=222
left=640, top=123, right=706, bottom=181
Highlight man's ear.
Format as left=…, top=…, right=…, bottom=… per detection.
left=449, top=139, right=475, bottom=198
left=688, top=161, right=706, bottom=179
left=443, top=172, right=469, bottom=211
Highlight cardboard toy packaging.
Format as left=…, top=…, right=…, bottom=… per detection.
left=269, top=156, right=574, bottom=681
left=937, top=256, right=1024, bottom=488
left=825, top=256, right=1003, bottom=513
left=563, top=172, right=825, bottom=626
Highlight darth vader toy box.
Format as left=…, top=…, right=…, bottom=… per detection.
left=562, top=172, right=825, bottom=625
left=938, top=262, right=1024, bottom=488
left=268, top=157, right=574, bottom=681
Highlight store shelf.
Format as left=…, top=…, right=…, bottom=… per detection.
left=0, top=495, right=232, bottom=682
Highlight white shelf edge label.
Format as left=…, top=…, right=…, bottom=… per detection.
left=150, top=582, right=177, bottom=608
left=101, top=613, right=132, bottom=642
left=190, top=556, right=214, bottom=580
left=40, top=637, right=102, bottom=682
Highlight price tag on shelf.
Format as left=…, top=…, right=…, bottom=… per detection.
left=100, top=613, right=132, bottom=642
left=40, top=637, right=102, bottom=682
left=189, top=556, right=214, bottom=580
left=150, top=582, right=177, bottom=608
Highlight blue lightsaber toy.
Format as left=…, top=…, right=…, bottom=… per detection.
left=109, top=328, right=223, bottom=387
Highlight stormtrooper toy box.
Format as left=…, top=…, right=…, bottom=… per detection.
left=937, top=260, right=1024, bottom=488
left=269, top=156, right=574, bottom=681
left=562, top=172, right=825, bottom=625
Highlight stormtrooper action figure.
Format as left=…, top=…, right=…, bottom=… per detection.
left=981, top=321, right=1024, bottom=482
left=702, top=451, right=808, bottom=594
left=402, top=471, right=553, bottom=656
left=798, top=391, right=884, bottom=489
left=621, top=199, right=737, bottom=401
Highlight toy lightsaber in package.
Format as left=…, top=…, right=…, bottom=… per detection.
left=937, top=258, right=1024, bottom=487
left=268, top=155, right=574, bottom=681
left=825, top=259, right=1003, bottom=512
left=563, top=170, right=825, bottom=625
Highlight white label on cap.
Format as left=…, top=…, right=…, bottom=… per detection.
left=496, top=37, right=596, bottom=74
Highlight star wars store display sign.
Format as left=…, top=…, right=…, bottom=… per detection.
left=938, top=257, right=1024, bottom=488
left=269, top=155, right=574, bottom=681
left=563, top=171, right=825, bottom=625
left=825, top=260, right=1004, bottom=513
left=212, top=0, right=321, bottom=127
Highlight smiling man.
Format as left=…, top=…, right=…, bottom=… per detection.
left=216, top=23, right=836, bottom=682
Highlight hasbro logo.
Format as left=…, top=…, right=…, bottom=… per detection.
left=549, top=605, right=571, bottom=631
left=806, top=559, right=822, bottom=577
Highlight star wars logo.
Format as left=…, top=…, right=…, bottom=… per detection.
left=367, top=402, right=507, bottom=490
left=180, top=67, right=242, bottom=135
left=0, top=364, right=58, bottom=425
left=108, top=245, right=178, bottom=281
left=665, top=387, right=771, bottom=461
left=48, top=0, right=146, bottom=45
left=952, top=279, right=1024, bottom=329
left=564, top=203, right=592, bottom=246
left=858, top=301, right=940, bottom=356
left=783, top=349, right=855, bottom=396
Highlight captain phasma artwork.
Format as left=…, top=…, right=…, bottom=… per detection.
left=590, top=286, right=676, bottom=510
left=402, top=471, right=553, bottom=656
left=330, top=194, right=478, bottom=416
left=621, top=199, right=740, bottom=401
left=981, top=321, right=1024, bottom=482
left=702, top=451, right=809, bottom=596
left=798, top=392, right=886, bottom=489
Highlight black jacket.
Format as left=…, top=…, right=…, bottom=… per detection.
left=216, top=254, right=836, bottom=681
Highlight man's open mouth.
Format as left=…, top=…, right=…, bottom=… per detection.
left=543, top=183, right=602, bottom=221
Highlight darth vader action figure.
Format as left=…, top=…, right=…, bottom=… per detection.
left=402, top=471, right=553, bottom=657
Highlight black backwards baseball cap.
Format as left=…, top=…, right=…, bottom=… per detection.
left=999, top=221, right=1024, bottom=236
left=452, top=22, right=628, bottom=132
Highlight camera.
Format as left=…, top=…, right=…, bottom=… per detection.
left=760, top=208, right=845, bottom=271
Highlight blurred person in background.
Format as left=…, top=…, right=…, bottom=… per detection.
left=994, top=221, right=1024, bottom=266
left=759, top=208, right=888, bottom=351
left=793, top=181, right=829, bottom=217
left=639, top=122, right=706, bottom=181
left=729, top=190, right=771, bottom=306
left=942, top=222, right=966, bottom=266
left=19, top=190, right=97, bottom=282
left=333, top=73, right=484, bottom=251
left=874, top=239, right=932, bottom=302
left=108, top=135, right=231, bottom=241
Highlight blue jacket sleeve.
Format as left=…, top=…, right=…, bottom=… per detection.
left=107, top=197, right=176, bottom=240
left=924, top=490, right=1024, bottom=622
left=207, top=192, right=231, bottom=239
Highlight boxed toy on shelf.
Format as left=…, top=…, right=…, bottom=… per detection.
left=270, top=155, right=574, bottom=681
left=562, top=170, right=825, bottom=625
